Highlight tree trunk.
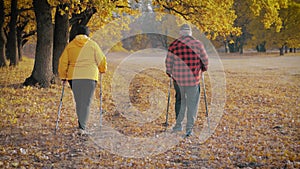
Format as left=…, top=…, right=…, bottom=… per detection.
left=7, top=0, right=18, bottom=66
left=17, top=20, right=30, bottom=61
left=279, top=46, right=284, bottom=56
left=228, top=42, right=235, bottom=53
left=224, top=40, right=229, bottom=53
left=238, top=31, right=247, bottom=55
left=239, top=43, right=244, bottom=54
left=284, top=45, right=288, bottom=53
left=24, top=0, right=53, bottom=87
left=0, top=0, right=7, bottom=67
left=17, top=28, right=23, bottom=61
left=53, top=4, right=69, bottom=76
left=256, top=42, right=266, bottom=52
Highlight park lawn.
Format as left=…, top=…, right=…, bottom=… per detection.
left=0, top=53, right=299, bottom=168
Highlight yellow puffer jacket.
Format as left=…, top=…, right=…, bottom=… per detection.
left=58, top=35, right=107, bottom=81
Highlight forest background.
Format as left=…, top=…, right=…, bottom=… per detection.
left=0, top=0, right=299, bottom=87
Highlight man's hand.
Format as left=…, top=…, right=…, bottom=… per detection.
left=61, top=80, right=66, bottom=85
left=201, top=65, right=208, bottom=72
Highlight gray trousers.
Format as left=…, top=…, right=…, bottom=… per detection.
left=173, top=81, right=200, bottom=132
left=69, top=79, right=96, bottom=130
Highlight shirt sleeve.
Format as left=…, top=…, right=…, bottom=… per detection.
left=165, top=47, right=175, bottom=75
left=58, top=47, right=69, bottom=80
left=199, top=43, right=208, bottom=71
left=94, top=44, right=107, bottom=73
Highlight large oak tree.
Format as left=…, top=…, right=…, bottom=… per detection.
left=24, top=0, right=53, bottom=87
left=7, top=0, right=18, bottom=66
left=0, top=0, right=7, bottom=67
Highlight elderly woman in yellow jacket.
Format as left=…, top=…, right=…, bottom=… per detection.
left=58, top=25, right=107, bottom=135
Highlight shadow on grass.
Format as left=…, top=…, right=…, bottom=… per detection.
left=0, top=83, right=24, bottom=89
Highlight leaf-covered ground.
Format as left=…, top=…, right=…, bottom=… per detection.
left=0, top=52, right=299, bottom=168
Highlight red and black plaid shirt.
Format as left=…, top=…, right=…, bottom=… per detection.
left=165, top=35, right=208, bottom=86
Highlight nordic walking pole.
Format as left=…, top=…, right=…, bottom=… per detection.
left=99, top=74, right=103, bottom=131
left=164, top=75, right=172, bottom=130
left=202, top=73, right=211, bottom=134
left=55, top=81, right=66, bottom=134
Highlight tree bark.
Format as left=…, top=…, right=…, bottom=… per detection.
left=224, top=40, right=229, bottom=53
left=7, top=0, right=18, bottom=66
left=17, top=19, right=30, bottom=61
left=0, top=0, right=7, bottom=67
left=24, top=0, right=53, bottom=87
left=284, top=45, right=288, bottom=53
left=279, top=46, right=284, bottom=56
left=17, top=28, right=23, bottom=61
left=239, top=44, right=244, bottom=54
left=53, top=4, right=69, bottom=76
left=256, top=42, right=266, bottom=52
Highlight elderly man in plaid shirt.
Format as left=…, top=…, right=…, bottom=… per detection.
left=165, top=24, right=208, bottom=137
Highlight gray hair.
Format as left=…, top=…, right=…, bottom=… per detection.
left=180, top=29, right=192, bottom=36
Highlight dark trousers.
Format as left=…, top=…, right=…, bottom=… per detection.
left=69, top=79, right=96, bottom=130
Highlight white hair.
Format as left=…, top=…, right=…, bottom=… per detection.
left=180, top=29, right=192, bottom=36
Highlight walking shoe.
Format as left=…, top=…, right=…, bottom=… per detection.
left=185, top=130, right=193, bottom=137
left=78, top=121, right=84, bottom=130
left=172, top=126, right=183, bottom=133
left=78, top=129, right=90, bottom=136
